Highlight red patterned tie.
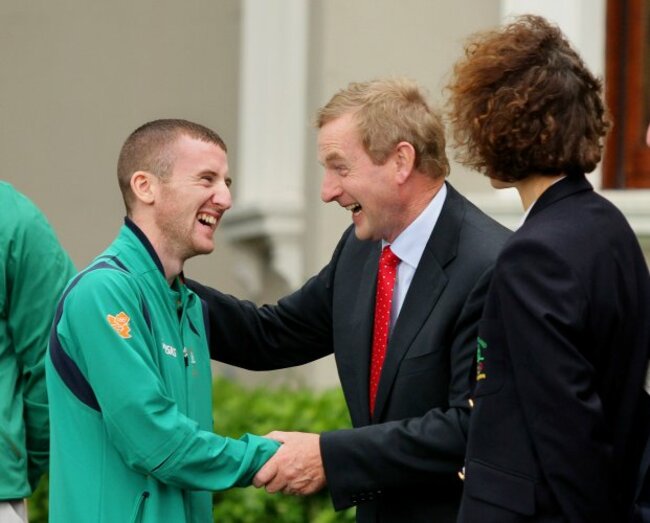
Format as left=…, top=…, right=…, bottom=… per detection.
left=369, top=245, right=400, bottom=415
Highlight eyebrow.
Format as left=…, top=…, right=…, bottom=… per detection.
left=322, top=152, right=344, bottom=164
left=197, top=169, right=223, bottom=177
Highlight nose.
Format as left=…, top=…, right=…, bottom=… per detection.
left=320, top=170, right=342, bottom=203
left=646, top=122, right=650, bottom=147
left=212, top=184, right=232, bottom=211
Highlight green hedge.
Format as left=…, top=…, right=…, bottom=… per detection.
left=28, top=377, right=356, bottom=523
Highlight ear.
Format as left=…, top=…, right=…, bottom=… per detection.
left=394, top=141, right=416, bottom=184
left=130, top=171, right=156, bottom=205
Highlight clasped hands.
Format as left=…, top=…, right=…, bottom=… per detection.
left=253, top=431, right=326, bottom=496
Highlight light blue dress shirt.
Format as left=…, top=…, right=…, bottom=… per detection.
left=382, top=183, right=447, bottom=333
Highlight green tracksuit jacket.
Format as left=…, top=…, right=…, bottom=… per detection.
left=46, top=219, right=279, bottom=523
left=0, top=181, right=75, bottom=499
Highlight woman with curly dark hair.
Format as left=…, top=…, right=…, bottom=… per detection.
left=447, top=15, right=650, bottom=523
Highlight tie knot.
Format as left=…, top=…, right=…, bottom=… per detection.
left=380, top=246, right=400, bottom=268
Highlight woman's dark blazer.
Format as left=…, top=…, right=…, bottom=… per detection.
left=458, top=175, right=650, bottom=523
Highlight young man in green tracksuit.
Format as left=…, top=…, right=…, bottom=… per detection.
left=46, top=119, right=280, bottom=523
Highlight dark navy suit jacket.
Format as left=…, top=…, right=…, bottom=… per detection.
left=189, top=183, right=510, bottom=523
left=458, top=175, right=650, bottom=523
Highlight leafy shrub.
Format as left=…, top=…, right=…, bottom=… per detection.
left=211, top=377, right=356, bottom=523
left=28, top=377, right=356, bottom=523
left=28, top=476, right=48, bottom=523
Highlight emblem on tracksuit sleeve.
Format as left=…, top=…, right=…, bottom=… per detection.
left=476, top=336, right=487, bottom=381
left=107, top=311, right=132, bottom=339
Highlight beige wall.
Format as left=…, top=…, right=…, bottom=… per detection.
left=6, top=2, right=645, bottom=388
left=304, top=0, right=501, bottom=277
left=0, top=0, right=503, bottom=388
left=1, top=0, right=251, bottom=296
left=1, top=1, right=503, bottom=290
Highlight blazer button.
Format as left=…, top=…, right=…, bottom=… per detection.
left=468, top=398, right=474, bottom=408
left=457, top=467, right=465, bottom=481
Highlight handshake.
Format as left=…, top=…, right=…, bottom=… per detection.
left=253, top=431, right=326, bottom=496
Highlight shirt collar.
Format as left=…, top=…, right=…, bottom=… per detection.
left=124, top=216, right=166, bottom=276
left=383, top=183, right=447, bottom=269
left=519, top=175, right=567, bottom=227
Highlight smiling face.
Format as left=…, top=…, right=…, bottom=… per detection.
left=153, top=135, right=231, bottom=264
left=318, top=113, right=402, bottom=242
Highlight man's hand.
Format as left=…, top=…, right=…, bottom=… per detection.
left=253, top=431, right=326, bottom=496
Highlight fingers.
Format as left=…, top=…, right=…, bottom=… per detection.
left=263, top=472, right=288, bottom=494
left=252, top=458, right=278, bottom=488
left=281, top=485, right=304, bottom=496
left=253, top=431, right=326, bottom=496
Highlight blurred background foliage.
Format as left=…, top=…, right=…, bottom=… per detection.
left=28, top=377, right=356, bottom=522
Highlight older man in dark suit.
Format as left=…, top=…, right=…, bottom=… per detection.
left=189, top=78, right=510, bottom=523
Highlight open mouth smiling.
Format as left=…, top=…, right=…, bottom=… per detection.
left=197, top=212, right=217, bottom=227
left=344, top=203, right=362, bottom=215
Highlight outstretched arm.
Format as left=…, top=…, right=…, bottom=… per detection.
left=52, top=270, right=279, bottom=491
left=252, top=266, right=493, bottom=509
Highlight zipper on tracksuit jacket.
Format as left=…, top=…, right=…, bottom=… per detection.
left=129, top=491, right=149, bottom=523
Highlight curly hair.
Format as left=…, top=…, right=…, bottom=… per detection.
left=316, top=78, right=450, bottom=178
left=446, top=15, right=610, bottom=182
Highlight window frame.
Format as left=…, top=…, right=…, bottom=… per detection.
left=603, top=0, right=650, bottom=188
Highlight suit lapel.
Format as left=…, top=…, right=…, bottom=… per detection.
left=371, top=183, right=464, bottom=421
left=344, top=243, right=381, bottom=426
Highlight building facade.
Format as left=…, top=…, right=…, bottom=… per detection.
left=2, top=0, right=648, bottom=387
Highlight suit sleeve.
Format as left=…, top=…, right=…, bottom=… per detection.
left=188, top=274, right=333, bottom=369
left=493, top=239, right=610, bottom=521
left=320, top=266, right=493, bottom=510
left=186, top=228, right=354, bottom=369
left=58, top=270, right=279, bottom=491
left=7, top=204, right=75, bottom=491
